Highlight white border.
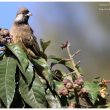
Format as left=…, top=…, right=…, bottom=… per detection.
left=0, top=0, right=109, bottom=110
left=0, top=0, right=110, bottom=2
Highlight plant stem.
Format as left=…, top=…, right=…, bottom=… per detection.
left=66, top=42, right=81, bottom=78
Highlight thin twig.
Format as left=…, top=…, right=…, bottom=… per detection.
left=63, top=58, right=71, bottom=61
left=66, top=42, right=81, bottom=78
left=71, top=50, right=81, bottom=58
left=76, top=61, right=80, bottom=65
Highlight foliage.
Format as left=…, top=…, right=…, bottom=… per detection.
left=0, top=39, right=110, bottom=108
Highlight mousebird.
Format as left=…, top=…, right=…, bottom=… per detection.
left=10, top=7, right=41, bottom=58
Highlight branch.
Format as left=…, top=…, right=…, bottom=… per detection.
left=66, top=42, right=81, bottom=78
left=71, top=50, right=81, bottom=58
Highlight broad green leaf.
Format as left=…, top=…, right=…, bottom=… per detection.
left=40, top=39, right=51, bottom=52
left=0, top=57, right=17, bottom=107
left=19, top=72, right=48, bottom=108
left=6, top=44, right=29, bottom=71
left=32, top=74, right=49, bottom=107
left=33, top=58, right=53, bottom=87
left=36, top=57, right=48, bottom=67
left=17, top=61, right=33, bottom=86
left=45, top=89, right=61, bottom=108
left=54, top=80, right=64, bottom=91
left=43, top=68, right=53, bottom=87
left=84, top=81, right=99, bottom=104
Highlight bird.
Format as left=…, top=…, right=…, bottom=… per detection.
left=0, top=28, right=10, bottom=45
left=10, top=7, right=41, bottom=58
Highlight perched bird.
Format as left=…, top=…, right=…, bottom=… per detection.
left=10, top=7, right=41, bottom=58
left=0, top=28, right=10, bottom=44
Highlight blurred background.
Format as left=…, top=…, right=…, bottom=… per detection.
left=0, top=2, right=110, bottom=81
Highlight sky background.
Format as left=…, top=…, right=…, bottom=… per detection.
left=0, top=2, right=36, bottom=28
left=0, top=2, right=110, bottom=84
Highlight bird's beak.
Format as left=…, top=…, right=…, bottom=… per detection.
left=25, top=12, right=32, bottom=16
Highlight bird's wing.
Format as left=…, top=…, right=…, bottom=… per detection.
left=22, top=33, right=41, bottom=56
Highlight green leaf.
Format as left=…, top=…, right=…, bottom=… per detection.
left=48, top=55, right=64, bottom=68
left=6, top=44, right=29, bottom=71
left=33, top=58, right=53, bottom=87
left=52, top=70, right=63, bottom=81
left=54, top=80, right=64, bottom=91
left=64, top=60, right=74, bottom=70
left=40, top=39, right=51, bottom=52
left=60, top=95, right=68, bottom=107
left=45, top=89, right=61, bottom=108
left=48, top=55, right=62, bottom=61
left=35, top=57, right=47, bottom=67
left=76, top=65, right=84, bottom=75
left=19, top=72, right=48, bottom=108
left=48, top=55, right=74, bottom=71
left=84, top=81, right=99, bottom=104
left=0, top=57, right=17, bottom=107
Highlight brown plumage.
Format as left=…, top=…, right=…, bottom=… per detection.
left=10, top=7, right=41, bottom=58
left=0, top=28, right=10, bottom=44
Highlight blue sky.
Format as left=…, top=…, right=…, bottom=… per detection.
left=0, top=2, right=110, bottom=79
left=0, top=2, right=36, bottom=29
left=0, top=2, right=66, bottom=37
